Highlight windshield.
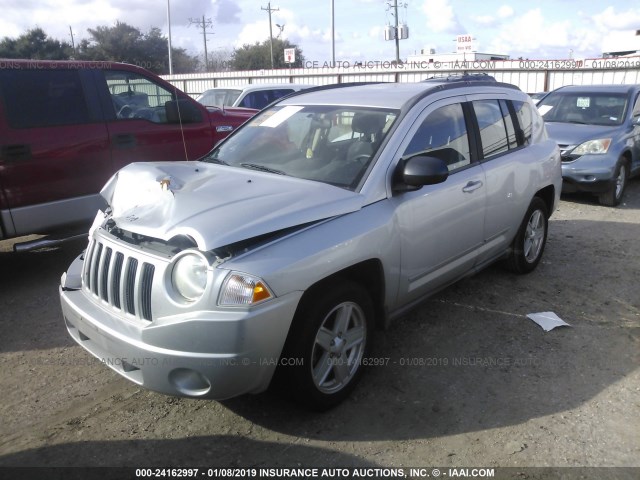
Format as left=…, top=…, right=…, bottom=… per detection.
left=196, top=89, right=242, bottom=107
left=203, top=104, right=399, bottom=191
left=537, top=91, right=628, bottom=126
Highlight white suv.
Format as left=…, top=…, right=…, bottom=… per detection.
left=60, top=77, right=561, bottom=410
left=196, top=83, right=312, bottom=110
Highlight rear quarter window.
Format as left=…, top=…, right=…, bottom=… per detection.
left=0, top=69, right=90, bottom=128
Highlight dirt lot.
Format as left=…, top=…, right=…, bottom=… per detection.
left=0, top=182, right=638, bottom=474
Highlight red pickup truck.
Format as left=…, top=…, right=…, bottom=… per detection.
left=0, top=59, right=256, bottom=251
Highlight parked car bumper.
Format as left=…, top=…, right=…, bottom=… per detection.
left=561, top=155, right=617, bottom=194
left=60, top=279, right=302, bottom=400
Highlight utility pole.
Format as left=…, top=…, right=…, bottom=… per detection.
left=189, top=16, right=214, bottom=71
left=384, top=1, right=409, bottom=64
left=68, top=26, right=76, bottom=56
left=261, top=2, right=279, bottom=69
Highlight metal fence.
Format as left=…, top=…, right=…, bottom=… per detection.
left=161, top=55, right=640, bottom=98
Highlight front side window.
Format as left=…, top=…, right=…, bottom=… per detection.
left=403, top=103, right=471, bottom=171
left=204, top=105, right=398, bottom=190
left=537, top=91, right=628, bottom=126
left=632, top=92, right=640, bottom=118
left=0, top=69, right=90, bottom=128
left=105, top=70, right=174, bottom=123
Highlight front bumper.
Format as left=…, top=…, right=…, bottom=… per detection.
left=60, top=275, right=302, bottom=400
left=561, top=156, right=616, bottom=194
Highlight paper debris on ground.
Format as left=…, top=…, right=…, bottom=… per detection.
left=526, top=312, right=571, bottom=332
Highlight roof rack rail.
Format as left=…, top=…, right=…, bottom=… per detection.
left=421, top=73, right=497, bottom=83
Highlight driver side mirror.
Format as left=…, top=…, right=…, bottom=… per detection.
left=165, top=99, right=203, bottom=124
left=394, top=155, right=449, bottom=192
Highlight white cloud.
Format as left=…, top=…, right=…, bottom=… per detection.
left=594, top=6, right=640, bottom=31
left=473, top=5, right=513, bottom=27
left=421, top=0, right=463, bottom=34
left=486, top=8, right=593, bottom=57
left=497, top=5, right=514, bottom=19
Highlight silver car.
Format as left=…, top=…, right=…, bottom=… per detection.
left=60, top=78, right=561, bottom=410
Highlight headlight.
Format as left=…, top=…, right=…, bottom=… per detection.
left=572, top=138, right=612, bottom=155
left=219, top=272, right=273, bottom=306
left=171, top=252, right=209, bottom=302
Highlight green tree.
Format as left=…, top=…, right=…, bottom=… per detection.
left=77, top=21, right=198, bottom=74
left=232, top=38, right=304, bottom=70
left=0, top=28, right=72, bottom=59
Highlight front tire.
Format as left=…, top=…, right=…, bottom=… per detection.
left=280, top=280, right=373, bottom=411
left=599, top=159, right=628, bottom=207
left=507, top=197, right=549, bottom=274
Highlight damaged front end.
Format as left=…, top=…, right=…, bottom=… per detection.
left=59, top=160, right=362, bottom=399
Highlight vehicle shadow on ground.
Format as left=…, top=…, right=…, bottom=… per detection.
left=0, top=435, right=380, bottom=468
left=0, top=237, right=87, bottom=353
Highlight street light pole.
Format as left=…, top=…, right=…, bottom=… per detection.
left=331, top=0, right=335, bottom=67
left=167, top=0, right=173, bottom=74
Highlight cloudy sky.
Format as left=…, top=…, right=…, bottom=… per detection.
left=1, top=0, right=639, bottom=64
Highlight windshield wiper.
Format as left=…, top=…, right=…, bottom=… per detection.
left=241, top=163, right=287, bottom=175
left=203, top=157, right=229, bottom=165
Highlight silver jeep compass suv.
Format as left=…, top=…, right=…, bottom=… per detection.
left=60, top=77, right=561, bottom=410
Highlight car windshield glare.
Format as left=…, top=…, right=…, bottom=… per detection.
left=537, top=92, right=628, bottom=126
left=203, top=104, right=399, bottom=190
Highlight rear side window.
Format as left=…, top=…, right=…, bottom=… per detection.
left=0, top=69, right=90, bottom=128
left=512, top=101, right=533, bottom=145
left=472, top=100, right=509, bottom=158
left=238, top=89, right=294, bottom=109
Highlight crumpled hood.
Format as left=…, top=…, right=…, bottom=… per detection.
left=100, top=161, right=365, bottom=251
left=545, top=122, right=618, bottom=147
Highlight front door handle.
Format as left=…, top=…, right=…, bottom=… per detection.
left=112, top=134, right=137, bottom=149
left=462, top=180, right=483, bottom=193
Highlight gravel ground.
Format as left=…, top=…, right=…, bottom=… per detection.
left=0, top=181, right=638, bottom=476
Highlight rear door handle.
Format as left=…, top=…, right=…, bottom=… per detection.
left=1, top=144, right=32, bottom=161
left=462, top=180, right=483, bottom=193
left=112, top=134, right=137, bottom=149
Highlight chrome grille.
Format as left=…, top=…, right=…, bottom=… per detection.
left=83, top=239, right=155, bottom=321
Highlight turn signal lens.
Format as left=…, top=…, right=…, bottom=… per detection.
left=219, top=273, right=274, bottom=306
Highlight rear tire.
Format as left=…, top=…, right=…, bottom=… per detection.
left=279, top=280, right=373, bottom=411
left=599, top=159, right=628, bottom=207
left=507, top=197, right=549, bottom=274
